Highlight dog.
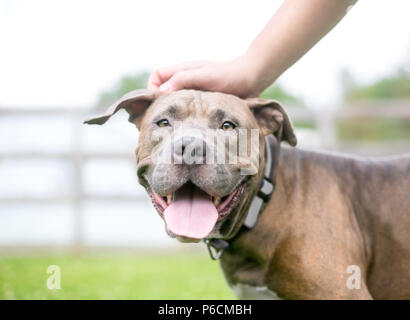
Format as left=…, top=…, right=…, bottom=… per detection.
left=85, top=89, right=410, bottom=299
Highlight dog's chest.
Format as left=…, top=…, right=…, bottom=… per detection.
left=230, top=283, right=282, bottom=300
left=220, top=244, right=282, bottom=299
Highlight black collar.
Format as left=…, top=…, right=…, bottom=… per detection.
left=204, top=135, right=277, bottom=260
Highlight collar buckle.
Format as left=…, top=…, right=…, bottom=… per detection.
left=204, top=239, right=229, bottom=260
left=258, top=178, right=275, bottom=201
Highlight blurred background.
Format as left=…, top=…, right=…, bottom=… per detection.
left=0, top=0, right=409, bottom=299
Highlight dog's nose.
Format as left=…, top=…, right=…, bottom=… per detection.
left=172, top=136, right=207, bottom=164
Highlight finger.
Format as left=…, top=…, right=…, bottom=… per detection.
left=161, top=69, right=206, bottom=93
left=147, top=61, right=206, bottom=90
left=147, top=70, right=162, bottom=90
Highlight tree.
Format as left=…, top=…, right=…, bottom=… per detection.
left=339, top=66, right=410, bottom=142
left=96, top=71, right=150, bottom=109
left=260, top=84, right=303, bottom=105
left=344, top=68, right=410, bottom=101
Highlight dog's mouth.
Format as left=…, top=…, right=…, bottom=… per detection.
left=149, top=181, right=246, bottom=240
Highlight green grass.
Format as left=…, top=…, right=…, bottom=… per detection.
left=0, top=252, right=236, bottom=300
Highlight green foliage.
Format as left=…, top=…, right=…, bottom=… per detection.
left=0, top=253, right=235, bottom=300
left=339, top=67, right=410, bottom=142
left=260, top=84, right=303, bottom=105
left=338, top=118, right=410, bottom=141
left=344, top=69, right=410, bottom=101
left=96, top=71, right=150, bottom=109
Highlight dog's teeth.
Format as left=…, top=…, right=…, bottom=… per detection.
left=213, top=197, right=221, bottom=206
left=167, top=194, right=173, bottom=204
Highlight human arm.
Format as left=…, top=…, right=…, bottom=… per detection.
left=148, top=0, right=357, bottom=98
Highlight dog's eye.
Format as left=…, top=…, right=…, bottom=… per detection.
left=221, top=121, right=236, bottom=131
left=156, top=119, right=170, bottom=127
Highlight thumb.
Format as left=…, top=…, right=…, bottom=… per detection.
left=159, top=70, right=199, bottom=93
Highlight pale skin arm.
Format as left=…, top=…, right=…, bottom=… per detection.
left=148, top=0, right=358, bottom=98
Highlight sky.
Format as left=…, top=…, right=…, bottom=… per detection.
left=1, top=0, right=410, bottom=109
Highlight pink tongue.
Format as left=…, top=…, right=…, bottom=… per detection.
left=164, top=184, right=218, bottom=239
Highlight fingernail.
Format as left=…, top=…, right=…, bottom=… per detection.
left=159, top=82, right=172, bottom=93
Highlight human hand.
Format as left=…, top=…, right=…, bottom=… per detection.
left=147, top=56, right=263, bottom=98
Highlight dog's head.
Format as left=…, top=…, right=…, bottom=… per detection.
left=85, top=89, right=296, bottom=242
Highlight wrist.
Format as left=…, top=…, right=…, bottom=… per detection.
left=233, top=52, right=263, bottom=97
left=240, top=48, right=277, bottom=97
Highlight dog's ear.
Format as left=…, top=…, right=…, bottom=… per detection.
left=84, top=89, right=159, bottom=128
left=247, top=98, right=297, bottom=146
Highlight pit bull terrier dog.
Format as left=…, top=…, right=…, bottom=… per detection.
left=85, top=89, right=410, bottom=300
